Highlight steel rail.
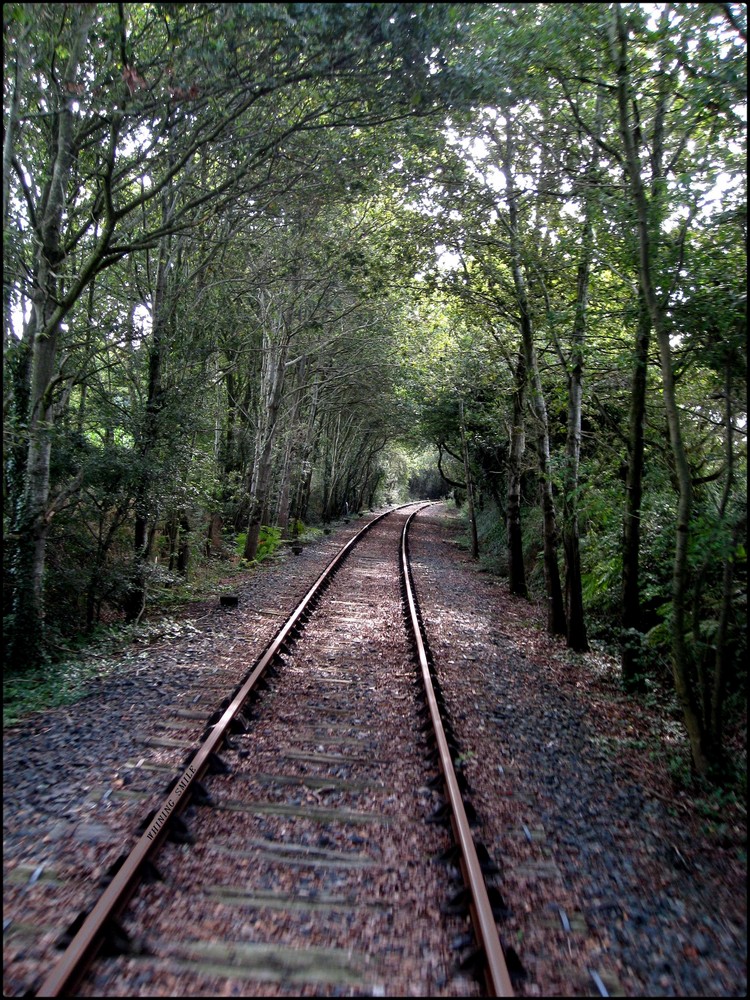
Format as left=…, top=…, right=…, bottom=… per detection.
left=401, top=505, right=514, bottom=998
left=35, top=505, right=410, bottom=998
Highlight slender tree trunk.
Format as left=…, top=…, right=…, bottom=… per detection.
left=3, top=18, right=29, bottom=354
left=610, top=3, right=707, bottom=775
left=321, top=419, right=334, bottom=523
left=620, top=291, right=651, bottom=687
left=562, top=168, right=596, bottom=652
left=506, top=346, right=528, bottom=598
left=293, top=376, right=321, bottom=524
left=710, top=517, right=741, bottom=762
left=176, top=513, right=191, bottom=576
left=459, top=399, right=479, bottom=558
left=276, top=357, right=306, bottom=534
left=275, top=431, right=296, bottom=535
left=7, top=7, right=94, bottom=665
left=244, top=315, right=288, bottom=560
left=501, top=118, right=566, bottom=635
left=320, top=411, right=355, bottom=522
left=562, top=247, right=590, bottom=651
left=124, top=230, right=171, bottom=620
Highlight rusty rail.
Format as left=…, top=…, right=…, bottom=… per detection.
left=401, top=505, right=514, bottom=997
left=35, top=506, right=400, bottom=997
left=35, top=502, right=511, bottom=996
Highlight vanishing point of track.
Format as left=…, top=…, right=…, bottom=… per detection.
left=35, top=504, right=514, bottom=998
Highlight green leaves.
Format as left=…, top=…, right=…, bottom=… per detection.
left=3, top=1, right=746, bottom=753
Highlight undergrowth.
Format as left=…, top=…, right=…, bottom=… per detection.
left=3, top=520, right=327, bottom=728
left=452, top=502, right=747, bottom=810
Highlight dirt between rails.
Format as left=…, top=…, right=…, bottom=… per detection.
left=2, top=503, right=746, bottom=998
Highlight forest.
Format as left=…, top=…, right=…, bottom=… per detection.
left=3, top=3, right=746, bottom=785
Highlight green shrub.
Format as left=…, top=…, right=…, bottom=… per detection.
left=475, top=501, right=507, bottom=576
left=257, top=525, right=283, bottom=561
left=235, top=526, right=283, bottom=562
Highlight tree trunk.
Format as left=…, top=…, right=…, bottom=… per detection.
left=124, top=233, right=171, bottom=620
left=621, top=291, right=651, bottom=688
left=562, top=302, right=589, bottom=650
left=206, top=513, right=224, bottom=556
left=176, top=513, right=191, bottom=576
left=459, top=399, right=479, bottom=558
left=276, top=357, right=307, bottom=534
left=706, top=350, right=741, bottom=765
left=6, top=7, right=95, bottom=665
left=501, top=117, right=566, bottom=636
left=562, top=169, right=595, bottom=653
left=293, top=376, right=321, bottom=524
left=610, top=3, right=708, bottom=775
left=506, top=346, right=528, bottom=597
left=3, top=18, right=28, bottom=350
left=244, top=315, right=288, bottom=561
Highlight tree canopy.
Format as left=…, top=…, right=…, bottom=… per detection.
left=4, top=2, right=746, bottom=781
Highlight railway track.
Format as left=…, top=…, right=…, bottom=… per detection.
left=34, top=504, right=513, bottom=997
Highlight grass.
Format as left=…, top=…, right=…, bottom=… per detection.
left=3, top=519, right=338, bottom=728
left=3, top=666, right=91, bottom=728
left=3, top=546, right=247, bottom=727
left=3, top=613, right=209, bottom=728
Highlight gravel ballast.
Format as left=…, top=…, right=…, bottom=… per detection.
left=3, top=504, right=746, bottom=997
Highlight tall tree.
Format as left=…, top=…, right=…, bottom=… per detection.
left=496, top=108, right=566, bottom=636
left=606, top=1, right=745, bottom=773
left=3, top=1, right=465, bottom=664
left=6, top=4, right=97, bottom=661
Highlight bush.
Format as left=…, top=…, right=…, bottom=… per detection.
left=236, top=526, right=283, bottom=562
left=475, top=500, right=508, bottom=576
left=257, top=525, right=282, bottom=560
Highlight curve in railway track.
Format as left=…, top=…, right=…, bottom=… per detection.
left=35, top=503, right=514, bottom=998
